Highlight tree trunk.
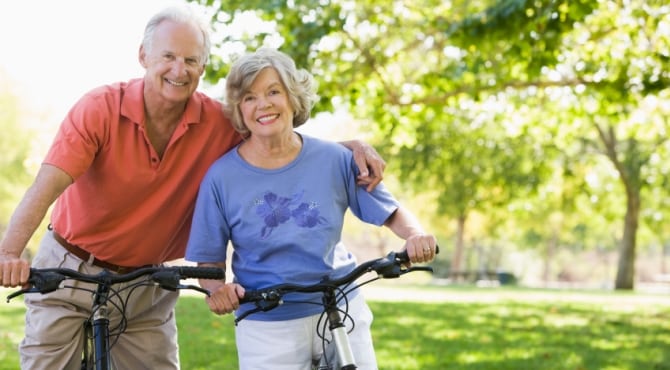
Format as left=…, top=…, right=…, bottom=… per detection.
left=450, top=214, right=466, bottom=279
left=543, top=232, right=557, bottom=287
left=614, top=189, right=640, bottom=290
left=662, top=243, right=669, bottom=274
left=594, top=124, right=644, bottom=291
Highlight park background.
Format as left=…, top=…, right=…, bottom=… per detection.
left=1, top=0, right=669, bottom=369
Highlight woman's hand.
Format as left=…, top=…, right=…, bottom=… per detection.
left=201, top=280, right=245, bottom=315
left=404, top=234, right=438, bottom=264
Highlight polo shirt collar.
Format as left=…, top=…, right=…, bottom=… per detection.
left=120, top=78, right=204, bottom=126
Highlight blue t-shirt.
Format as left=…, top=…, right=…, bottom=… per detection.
left=185, top=134, right=399, bottom=320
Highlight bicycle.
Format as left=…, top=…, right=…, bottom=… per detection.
left=237, top=247, right=439, bottom=370
left=6, top=265, right=225, bottom=370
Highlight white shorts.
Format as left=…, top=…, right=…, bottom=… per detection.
left=235, top=293, right=378, bottom=370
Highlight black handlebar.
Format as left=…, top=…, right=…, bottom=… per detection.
left=6, top=266, right=225, bottom=302
left=240, top=246, right=439, bottom=306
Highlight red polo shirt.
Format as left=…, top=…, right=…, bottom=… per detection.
left=45, top=78, right=241, bottom=266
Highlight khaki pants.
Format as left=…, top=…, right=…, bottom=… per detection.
left=19, top=231, right=180, bottom=370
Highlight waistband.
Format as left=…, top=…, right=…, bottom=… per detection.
left=49, top=226, right=149, bottom=274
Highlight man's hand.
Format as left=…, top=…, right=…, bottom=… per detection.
left=341, top=140, right=386, bottom=192
left=0, top=253, right=30, bottom=288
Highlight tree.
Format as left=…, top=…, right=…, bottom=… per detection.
left=190, top=0, right=670, bottom=289
left=0, top=73, right=33, bottom=235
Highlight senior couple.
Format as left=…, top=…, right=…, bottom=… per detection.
left=0, top=5, right=437, bottom=370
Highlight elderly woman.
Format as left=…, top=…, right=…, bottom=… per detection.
left=185, top=48, right=437, bottom=370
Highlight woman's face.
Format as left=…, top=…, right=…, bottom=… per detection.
left=239, top=67, right=295, bottom=139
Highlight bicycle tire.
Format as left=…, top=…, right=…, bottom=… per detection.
left=312, top=338, right=339, bottom=370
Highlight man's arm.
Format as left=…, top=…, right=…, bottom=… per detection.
left=0, top=164, right=72, bottom=287
left=339, top=140, right=386, bottom=192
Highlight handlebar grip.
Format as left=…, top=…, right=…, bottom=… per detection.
left=395, top=250, right=410, bottom=262
left=396, top=244, right=440, bottom=262
left=176, top=266, right=225, bottom=280
left=239, top=290, right=264, bottom=304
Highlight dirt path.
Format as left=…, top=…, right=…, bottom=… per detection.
left=360, top=282, right=670, bottom=309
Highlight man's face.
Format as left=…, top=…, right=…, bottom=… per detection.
left=140, top=20, right=205, bottom=104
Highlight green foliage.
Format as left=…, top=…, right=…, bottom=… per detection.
left=189, top=0, right=670, bottom=288
left=0, top=86, right=32, bottom=226
left=447, top=0, right=597, bottom=85
left=188, top=0, right=599, bottom=220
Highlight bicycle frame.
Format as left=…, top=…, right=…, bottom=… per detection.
left=317, top=289, right=356, bottom=370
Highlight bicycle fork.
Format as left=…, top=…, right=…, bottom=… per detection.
left=83, top=284, right=112, bottom=370
left=320, top=290, right=357, bottom=370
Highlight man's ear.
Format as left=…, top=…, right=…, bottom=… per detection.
left=138, top=45, right=147, bottom=68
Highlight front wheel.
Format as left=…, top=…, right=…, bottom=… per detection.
left=312, top=339, right=340, bottom=370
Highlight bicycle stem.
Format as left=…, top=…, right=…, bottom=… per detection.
left=91, top=284, right=112, bottom=370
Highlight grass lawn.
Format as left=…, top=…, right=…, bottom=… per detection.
left=1, top=285, right=669, bottom=369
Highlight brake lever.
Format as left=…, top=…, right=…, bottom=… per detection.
left=405, top=266, right=434, bottom=273
left=376, top=260, right=406, bottom=278
left=6, top=270, right=67, bottom=302
left=176, top=284, right=211, bottom=296
left=6, top=287, right=39, bottom=302
left=235, top=290, right=283, bottom=325
left=235, top=307, right=261, bottom=325
left=377, top=259, right=434, bottom=279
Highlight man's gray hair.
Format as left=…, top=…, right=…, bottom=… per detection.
left=142, top=5, right=212, bottom=65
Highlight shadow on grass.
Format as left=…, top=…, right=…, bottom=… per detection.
left=370, top=300, right=670, bottom=370
left=175, top=295, right=670, bottom=370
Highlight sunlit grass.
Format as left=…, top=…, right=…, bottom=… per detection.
left=0, top=293, right=25, bottom=369
left=1, top=287, right=669, bottom=370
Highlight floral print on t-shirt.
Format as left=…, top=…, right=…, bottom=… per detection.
left=255, top=190, right=326, bottom=238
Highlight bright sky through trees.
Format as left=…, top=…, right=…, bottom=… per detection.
left=0, top=0, right=183, bottom=123
left=0, top=0, right=339, bottom=141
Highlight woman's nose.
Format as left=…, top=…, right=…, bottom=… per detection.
left=257, top=97, right=272, bottom=109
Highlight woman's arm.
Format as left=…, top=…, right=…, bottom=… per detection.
left=384, top=207, right=438, bottom=264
